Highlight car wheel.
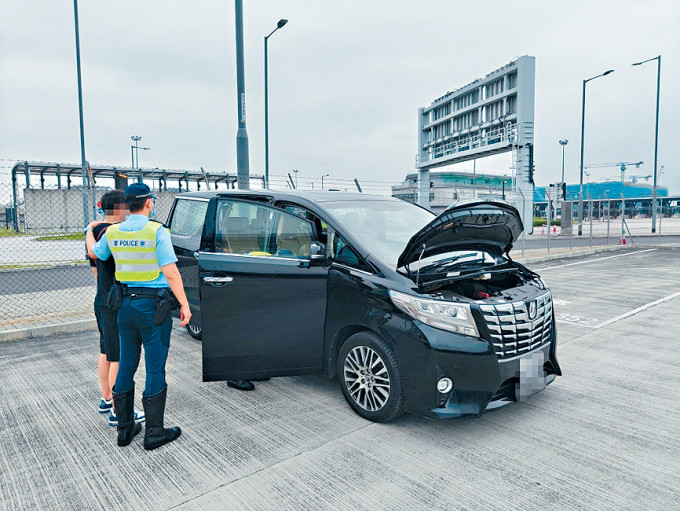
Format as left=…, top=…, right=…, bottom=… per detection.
left=186, top=321, right=202, bottom=340
left=337, top=331, right=405, bottom=423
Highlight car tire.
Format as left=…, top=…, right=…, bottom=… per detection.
left=186, top=321, right=202, bottom=340
left=337, top=331, right=405, bottom=423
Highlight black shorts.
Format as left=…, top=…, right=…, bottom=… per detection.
left=95, top=307, right=120, bottom=362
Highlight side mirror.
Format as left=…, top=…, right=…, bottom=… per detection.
left=310, top=241, right=326, bottom=259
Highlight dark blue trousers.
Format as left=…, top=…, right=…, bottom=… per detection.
left=114, top=296, right=172, bottom=396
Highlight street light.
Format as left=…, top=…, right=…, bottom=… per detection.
left=632, top=55, right=661, bottom=233
left=130, top=135, right=150, bottom=182
left=72, top=0, right=90, bottom=226
left=559, top=139, right=568, bottom=196
left=264, top=18, right=288, bottom=189
left=578, top=69, right=615, bottom=235
left=321, top=173, right=329, bottom=190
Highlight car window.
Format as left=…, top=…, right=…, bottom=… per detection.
left=329, top=231, right=371, bottom=272
left=214, top=200, right=315, bottom=258
left=281, top=203, right=328, bottom=246
left=170, top=199, right=209, bottom=251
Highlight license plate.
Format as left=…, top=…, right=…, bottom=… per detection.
left=516, top=350, right=546, bottom=402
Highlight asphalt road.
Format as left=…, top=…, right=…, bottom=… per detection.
left=0, top=265, right=92, bottom=295
left=517, top=234, right=680, bottom=251
left=1, top=237, right=679, bottom=297
left=0, top=248, right=679, bottom=509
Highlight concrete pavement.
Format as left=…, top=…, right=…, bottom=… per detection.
left=1, top=247, right=679, bottom=509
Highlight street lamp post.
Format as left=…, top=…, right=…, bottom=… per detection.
left=632, top=55, right=661, bottom=233
left=578, top=69, right=614, bottom=235
left=235, top=0, right=250, bottom=190
left=264, top=19, right=288, bottom=190
left=321, top=173, right=329, bottom=190
left=559, top=139, right=568, bottom=189
left=130, top=135, right=150, bottom=182
left=72, top=0, right=90, bottom=227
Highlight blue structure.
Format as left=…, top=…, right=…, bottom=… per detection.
left=534, top=181, right=669, bottom=202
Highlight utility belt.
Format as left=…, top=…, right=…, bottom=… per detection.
left=107, top=283, right=179, bottom=325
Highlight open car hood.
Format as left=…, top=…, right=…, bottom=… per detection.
left=397, top=201, right=524, bottom=269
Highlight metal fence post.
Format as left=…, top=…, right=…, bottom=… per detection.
left=589, top=198, right=593, bottom=245
left=546, top=189, right=551, bottom=253
left=517, top=188, right=526, bottom=256
left=11, top=167, right=19, bottom=232
left=606, top=200, right=610, bottom=245
left=621, top=195, right=625, bottom=244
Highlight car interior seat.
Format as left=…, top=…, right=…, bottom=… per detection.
left=276, top=214, right=313, bottom=257
left=218, top=216, right=258, bottom=254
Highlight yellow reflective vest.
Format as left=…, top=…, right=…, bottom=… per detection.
left=106, top=222, right=162, bottom=282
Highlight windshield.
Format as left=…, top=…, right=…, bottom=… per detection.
left=322, top=199, right=435, bottom=266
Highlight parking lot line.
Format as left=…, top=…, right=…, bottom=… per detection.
left=593, top=290, right=680, bottom=330
left=539, top=248, right=657, bottom=271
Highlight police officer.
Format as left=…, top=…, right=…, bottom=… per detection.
left=86, top=183, right=191, bottom=450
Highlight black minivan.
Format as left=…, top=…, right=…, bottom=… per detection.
left=167, top=190, right=560, bottom=422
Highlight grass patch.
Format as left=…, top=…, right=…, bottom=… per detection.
left=0, top=263, right=53, bottom=270
left=0, top=260, right=90, bottom=270
left=35, top=232, right=85, bottom=241
left=0, top=228, right=24, bottom=237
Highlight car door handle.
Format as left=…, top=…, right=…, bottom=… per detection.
left=203, top=276, right=234, bottom=285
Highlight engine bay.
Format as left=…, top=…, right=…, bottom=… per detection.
left=414, top=261, right=546, bottom=302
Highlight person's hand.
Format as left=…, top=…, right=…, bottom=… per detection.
left=179, top=303, right=192, bottom=327
left=87, top=220, right=101, bottom=230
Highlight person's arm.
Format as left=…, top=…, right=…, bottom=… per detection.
left=91, top=267, right=98, bottom=283
left=90, top=228, right=112, bottom=261
left=85, top=220, right=101, bottom=260
left=161, top=263, right=191, bottom=327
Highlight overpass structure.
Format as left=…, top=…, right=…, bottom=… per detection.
left=6, top=161, right=264, bottom=232
left=416, top=56, right=536, bottom=231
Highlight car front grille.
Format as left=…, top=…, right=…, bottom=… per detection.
left=478, top=292, right=553, bottom=359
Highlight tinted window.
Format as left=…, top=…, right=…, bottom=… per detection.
left=329, top=231, right=371, bottom=272
left=170, top=199, right=208, bottom=251
left=214, top=200, right=315, bottom=258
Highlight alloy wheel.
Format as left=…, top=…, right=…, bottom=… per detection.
left=343, top=346, right=391, bottom=411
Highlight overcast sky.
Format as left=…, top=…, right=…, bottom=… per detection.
left=1, top=0, right=678, bottom=191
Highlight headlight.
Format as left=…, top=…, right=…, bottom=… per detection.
left=389, top=289, right=480, bottom=337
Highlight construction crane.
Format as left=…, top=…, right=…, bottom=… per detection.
left=582, top=161, right=644, bottom=183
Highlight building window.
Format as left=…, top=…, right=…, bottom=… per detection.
left=508, top=72, right=517, bottom=89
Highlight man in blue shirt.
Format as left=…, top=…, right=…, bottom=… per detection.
left=86, top=183, right=191, bottom=450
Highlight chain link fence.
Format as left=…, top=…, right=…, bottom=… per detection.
left=0, top=172, right=400, bottom=326
left=1, top=168, right=678, bottom=328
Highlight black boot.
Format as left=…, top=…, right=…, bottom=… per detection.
left=112, top=385, right=142, bottom=447
left=142, top=386, right=181, bottom=450
left=227, top=380, right=255, bottom=391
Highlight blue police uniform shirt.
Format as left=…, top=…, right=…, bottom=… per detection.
left=93, top=214, right=178, bottom=288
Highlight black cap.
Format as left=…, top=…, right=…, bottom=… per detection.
left=124, top=183, right=155, bottom=201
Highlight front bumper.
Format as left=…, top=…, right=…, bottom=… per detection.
left=402, top=321, right=560, bottom=419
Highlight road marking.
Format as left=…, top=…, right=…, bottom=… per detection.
left=556, top=313, right=599, bottom=327
left=539, top=248, right=657, bottom=270
left=553, top=299, right=571, bottom=306
left=593, top=290, right=680, bottom=330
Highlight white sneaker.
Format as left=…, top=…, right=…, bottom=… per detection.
left=108, top=408, right=146, bottom=427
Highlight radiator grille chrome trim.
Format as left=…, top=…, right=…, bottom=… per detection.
left=479, top=292, right=553, bottom=359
